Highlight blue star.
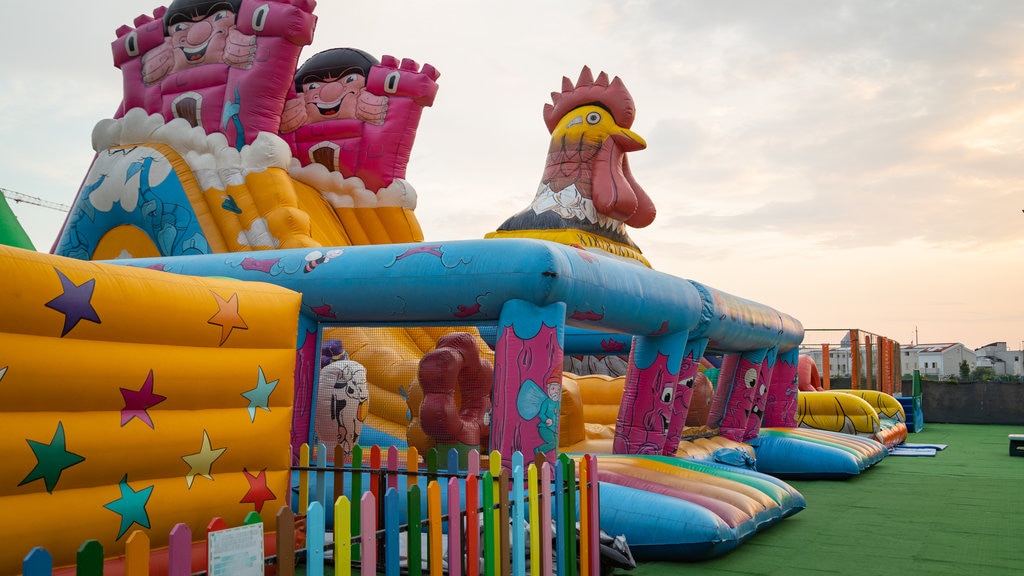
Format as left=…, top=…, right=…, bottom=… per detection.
left=241, top=366, right=279, bottom=422
left=45, top=268, right=101, bottom=337
left=103, top=474, right=153, bottom=539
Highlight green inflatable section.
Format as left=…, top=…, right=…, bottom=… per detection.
left=0, top=194, right=36, bottom=250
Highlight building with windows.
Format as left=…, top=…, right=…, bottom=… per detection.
left=974, top=342, right=1023, bottom=377
left=901, top=343, right=975, bottom=378
left=801, top=336, right=1020, bottom=381
left=798, top=330, right=1024, bottom=379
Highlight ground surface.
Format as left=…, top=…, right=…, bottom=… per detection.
left=299, top=423, right=1024, bottom=575
left=629, top=423, right=1024, bottom=576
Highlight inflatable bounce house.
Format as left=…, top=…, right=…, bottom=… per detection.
left=0, top=1, right=909, bottom=572
left=792, top=354, right=908, bottom=447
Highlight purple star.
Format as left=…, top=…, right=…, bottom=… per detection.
left=121, top=370, right=167, bottom=428
left=45, top=268, right=100, bottom=337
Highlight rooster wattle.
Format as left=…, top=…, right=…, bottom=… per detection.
left=487, top=67, right=656, bottom=266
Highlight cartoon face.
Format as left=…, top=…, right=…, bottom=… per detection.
left=300, top=73, right=368, bottom=122
left=327, top=362, right=369, bottom=424
left=167, top=8, right=237, bottom=67
left=656, top=384, right=674, bottom=434
left=742, top=368, right=758, bottom=411
left=335, top=365, right=369, bottom=401
left=546, top=381, right=561, bottom=401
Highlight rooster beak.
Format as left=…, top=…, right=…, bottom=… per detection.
left=612, top=127, right=647, bottom=152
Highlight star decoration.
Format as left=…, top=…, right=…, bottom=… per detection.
left=103, top=474, right=154, bottom=539
left=120, top=370, right=167, bottom=428
left=19, top=421, right=86, bottom=493
left=182, top=430, right=227, bottom=488
left=240, top=468, right=276, bottom=513
left=208, top=291, right=247, bottom=345
left=0, top=366, right=7, bottom=382
left=45, top=268, right=101, bottom=337
left=242, top=366, right=279, bottom=422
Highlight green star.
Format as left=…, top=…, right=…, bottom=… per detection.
left=103, top=474, right=153, bottom=539
left=19, top=421, right=86, bottom=493
left=241, top=366, right=278, bottom=422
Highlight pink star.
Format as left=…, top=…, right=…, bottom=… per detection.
left=240, top=468, right=276, bottom=513
left=120, top=370, right=167, bottom=428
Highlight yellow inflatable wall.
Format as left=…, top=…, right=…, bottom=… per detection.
left=0, top=245, right=300, bottom=570
left=796, top=391, right=881, bottom=436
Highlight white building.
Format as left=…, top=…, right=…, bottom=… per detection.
left=902, top=343, right=976, bottom=378
left=974, top=342, right=1023, bottom=376
left=799, top=345, right=851, bottom=377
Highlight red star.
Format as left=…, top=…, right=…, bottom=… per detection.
left=240, top=468, right=276, bottom=513
left=120, top=370, right=166, bottom=428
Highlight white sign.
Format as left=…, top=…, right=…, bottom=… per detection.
left=208, top=523, right=264, bottom=576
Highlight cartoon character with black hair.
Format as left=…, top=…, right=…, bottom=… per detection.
left=280, top=47, right=440, bottom=192
left=281, top=47, right=388, bottom=131
left=141, top=0, right=256, bottom=86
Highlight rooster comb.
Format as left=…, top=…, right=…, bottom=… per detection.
left=543, top=66, right=636, bottom=134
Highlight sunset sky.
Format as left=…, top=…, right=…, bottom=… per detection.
left=2, top=1, right=1022, bottom=350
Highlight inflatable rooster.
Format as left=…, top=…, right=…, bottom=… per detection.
left=487, top=66, right=655, bottom=266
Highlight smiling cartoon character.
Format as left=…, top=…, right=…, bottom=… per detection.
left=141, top=0, right=256, bottom=86
left=280, top=47, right=440, bottom=191
left=281, top=48, right=388, bottom=131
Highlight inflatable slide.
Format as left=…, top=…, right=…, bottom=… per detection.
left=1, top=2, right=816, bottom=569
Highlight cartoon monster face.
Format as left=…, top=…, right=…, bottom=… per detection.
left=742, top=368, right=758, bottom=413
left=167, top=8, right=237, bottom=67
left=658, top=384, right=674, bottom=433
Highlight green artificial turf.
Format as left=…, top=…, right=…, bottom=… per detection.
left=299, top=423, right=1024, bottom=575
left=628, top=423, right=1024, bottom=576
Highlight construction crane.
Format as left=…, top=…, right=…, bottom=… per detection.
left=1, top=188, right=71, bottom=212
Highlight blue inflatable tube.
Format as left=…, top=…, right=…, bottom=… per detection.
left=596, top=482, right=742, bottom=561
left=751, top=428, right=887, bottom=479
left=119, top=238, right=802, bottom=352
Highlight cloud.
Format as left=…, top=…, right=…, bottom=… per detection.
left=3, top=0, right=1024, bottom=349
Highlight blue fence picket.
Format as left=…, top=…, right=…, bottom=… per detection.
left=22, top=547, right=52, bottom=576
left=512, top=462, right=525, bottom=576
left=385, top=487, right=400, bottom=576
left=306, top=501, right=325, bottom=576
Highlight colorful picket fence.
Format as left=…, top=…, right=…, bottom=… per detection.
left=20, top=445, right=600, bottom=576
left=293, top=443, right=601, bottom=576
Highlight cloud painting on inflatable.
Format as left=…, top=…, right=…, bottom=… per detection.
left=1, top=1, right=1022, bottom=351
